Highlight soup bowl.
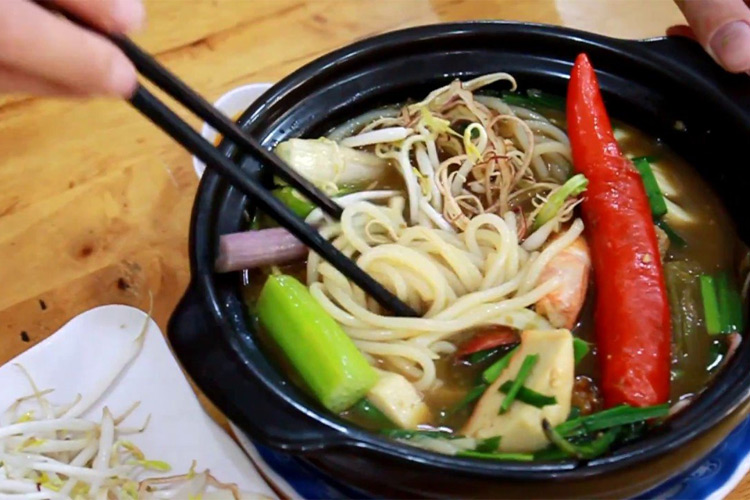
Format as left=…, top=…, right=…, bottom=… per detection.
left=168, top=22, right=750, bottom=498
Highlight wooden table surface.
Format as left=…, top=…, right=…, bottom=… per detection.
left=0, top=0, right=745, bottom=497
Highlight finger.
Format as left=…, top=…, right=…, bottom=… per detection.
left=51, top=0, right=145, bottom=33
left=0, top=64, right=82, bottom=96
left=666, top=24, right=697, bottom=40
left=675, top=0, right=750, bottom=72
left=0, top=0, right=137, bottom=97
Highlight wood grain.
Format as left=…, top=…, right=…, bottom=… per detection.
left=2, top=0, right=744, bottom=497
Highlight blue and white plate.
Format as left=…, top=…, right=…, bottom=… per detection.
left=234, top=418, right=750, bottom=500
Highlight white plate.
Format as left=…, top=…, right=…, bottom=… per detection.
left=0, top=304, right=276, bottom=498
left=193, top=83, right=274, bottom=178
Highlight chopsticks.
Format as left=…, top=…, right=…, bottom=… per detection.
left=43, top=3, right=418, bottom=318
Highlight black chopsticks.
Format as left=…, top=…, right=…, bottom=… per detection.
left=42, top=3, right=418, bottom=318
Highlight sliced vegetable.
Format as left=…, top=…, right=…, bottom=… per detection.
left=457, top=326, right=518, bottom=358
left=532, top=174, right=588, bottom=230
left=457, top=450, right=535, bottom=461
left=633, top=158, right=668, bottom=218
left=573, top=338, right=590, bottom=365
left=499, top=381, right=557, bottom=408
left=272, top=187, right=316, bottom=218
left=568, top=53, right=671, bottom=407
left=257, top=275, right=378, bottom=412
left=700, top=275, right=722, bottom=335
left=555, top=404, right=668, bottom=438
left=215, top=228, right=307, bottom=273
left=351, top=398, right=394, bottom=428
left=274, top=138, right=387, bottom=188
left=664, top=261, right=702, bottom=358
left=543, top=419, right=619, bottom=459
left=499, top=354, right=539, bottom=414
left=447, top=384, right=488, bottom=416
left=482, top=347, right=518, bottom=384
left=656, top=219, right=686, bottom=247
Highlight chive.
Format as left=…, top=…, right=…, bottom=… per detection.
left=257, top=275, right=378, bottom=412
left=457, top=450, right=535, bottom=461
left=499, top=354, right=539, bottom=414
left=474, top=436, right=502, bottom=453
left=630, top=155, right=658, bottom=164
left=633, top=158, right=668, bottom=218
left=532, top=174, right=588, bottom=230
left=533, top=446, right=571, bottom=461
left=700, top=275, right=722, bottom=335
left=352, top=398, right=394, bottom=428
left=382, top=429, right=458, bottom=440
left=716, top=272, right=734, bottom=333
left=499, top=381, right=557, bottom=408
left=567, top=407, right=581, bottom=421
left=555, top=404, right=669, bottom=438
left=656, top=219, right=686, bottom=248
left=543, top=420, right=620, bottom=459
left=500, top=89, right=565, bottom=111
left=573, top=338, right=590, bottom=365
left=482, top=347, right=518, bottom=384
left=708, top=338, right=728, bottom=373
left=466, top=347, right=502, bottom=365
left=447, top=384, right=487, bottom=416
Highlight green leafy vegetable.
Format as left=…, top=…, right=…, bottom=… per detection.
left=474, top=436, right=502, bottom=453
left=447, top=384, right=488, bottom=416
left=573, top=338, right=590, bottom=365
left=633, top=158, right=668, bottom=218
left=482, top=347, right=518, bottom=384
left=500, top=89, right=565, bottom=111
left=532, top=174, right=588, bottom=230
left=352, top=398, right=394, bottom=427
left=656, top=219, right=686, bottom=247
left=499, top=354, right=539, bottom=414
left=701, top=275, right=723, bottom=335
left=466, top=347, right=502, bottom=365
left=543, top=420, right=620, bottom=460
left=555, top=404, right=669, bottom=438
left=499, top=381, right=557, bottom=408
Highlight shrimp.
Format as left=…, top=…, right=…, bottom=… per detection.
left=535, top=236, right=591, bottom=329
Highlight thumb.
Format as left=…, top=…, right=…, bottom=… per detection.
left=676, top=0, right=750, bottom=73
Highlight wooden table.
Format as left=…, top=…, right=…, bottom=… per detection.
left=0, top=0, right=744, bottom=497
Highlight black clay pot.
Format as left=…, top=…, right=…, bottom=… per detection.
left=168, top=22, right=750, bottom=499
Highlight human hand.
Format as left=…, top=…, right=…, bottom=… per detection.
left=671, top=0, right=750, bottom=73
left=0, top=0, right=144, bottom=97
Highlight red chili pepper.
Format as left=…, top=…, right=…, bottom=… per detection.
left=456, top=326, right=518, bottom=358
left=567, top=54, right=671, bottom=407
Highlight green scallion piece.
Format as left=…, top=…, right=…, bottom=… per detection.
left=532, top=174, right=588, bottom=230
left=717, top=272, right=734, bottom=333
left=630, top=155, right=658, bottom=164
left=555, top=404, right=669, bottom=438
left=474, top=436, right=502, bottom=453
left=457, top=450, right=535, bottom=461
left=543, top=420, right=620, bottom=459
left=466, top=347, right=502, bottom=365
left=633, top=158, right=668, bottom=218
left=499, top=381, right=557, bottom=408
left=656, top=219, right=686, bottom=248
left=447, top=384, right=488, bottom=416
left=700, top=275, right=722, bottom=335
left=352, top=398, right=394, bottom=428
left=500, top=89, right=565, bottom=111
left=573, top=338, right=590, bottom=365
left=482, top=347, right=518, bottom=384
left=498, top=354, right=539, bottom=414
left=382, top=429, right=458, bottom=440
